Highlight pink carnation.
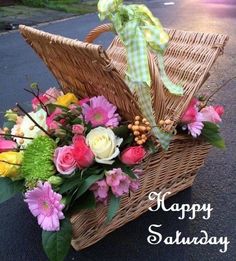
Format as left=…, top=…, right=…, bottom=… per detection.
left=24, top=182, right=65, bottom=231
left=90, top=179, right=109, bottom=204
left=82, top=96, right=120, bottom=127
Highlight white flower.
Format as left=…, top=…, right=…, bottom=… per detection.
left=86, top=127, right=123, bottom=165
left=11, top=109, right=48, bottom=148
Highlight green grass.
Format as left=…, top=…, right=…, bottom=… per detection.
left=22, top=0, right=98, bottom=14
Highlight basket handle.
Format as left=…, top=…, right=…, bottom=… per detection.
left=84, top=23, right=114, bottom=43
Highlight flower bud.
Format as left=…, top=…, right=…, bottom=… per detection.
left=5, top=109, right=18, bottom=122
left=48, top=176, right=63, bottom=186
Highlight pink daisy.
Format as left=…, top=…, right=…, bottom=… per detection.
left=24, top=182, right=65, bottom=231
left=187, top=121, right=204, bottom=138
left=82, top=96, right=120, bottom=127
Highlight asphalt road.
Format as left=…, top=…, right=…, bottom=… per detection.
left=0, top=0, right=236, bottom=260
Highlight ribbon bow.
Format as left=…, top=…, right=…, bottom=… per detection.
left=98, top=0, right=183, bottom=149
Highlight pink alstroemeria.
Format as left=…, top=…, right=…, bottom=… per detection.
left=106, top=168, right=131, bottom=197
left=90, top=179, right=109, bottom=204
left=200, top=106, right=222, bottom=124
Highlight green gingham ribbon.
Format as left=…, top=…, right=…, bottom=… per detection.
left=98, top=0, right=182, bottom=149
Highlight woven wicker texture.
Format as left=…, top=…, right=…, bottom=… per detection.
left=70, top=138, right=211, bottom=250
left=19, top=24, right=228, bottom=124
left=18, top=24, right=228, bottom=250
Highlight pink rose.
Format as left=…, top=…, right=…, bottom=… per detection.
left=181, top=98, right=199, bottom=123
left=72, top=136, right=94, bottom=169
left=120, top=146, right=146, bottom=165
left=0, top=138, right=17, bottom=152
left=200, top=106, right=222, bottom=124
left=214, top=105, right=224, bottom=117
left=72, top=124, right=84, bottom=135
left=54, top=145, right=77, bottom=175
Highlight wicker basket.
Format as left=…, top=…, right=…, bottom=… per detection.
left=19, top=24, right=228, bottom=250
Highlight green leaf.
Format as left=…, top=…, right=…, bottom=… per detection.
left=46, top=103, right=68, bottom=114
left=58, top=175, right=82, bottom=194
left=107, top=194, right=120, bottom=223
left=145, top=139, right=158, bottom=154
left=202, top=122, right=225, bottom=149
left=72, top=118, right=82, bottom=124
left=75, top=172, right=104, bottom=199
left=113, top=125, right=129, bottom=138
left=121, top=165, right=137, bottom=179
left=70, top=191, right=96, bottom=214
left=42, top=218, right=72, bottom=261
left=0, top=178, right=24, bottom=204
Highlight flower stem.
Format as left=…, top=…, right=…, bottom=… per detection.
left=24, top=88, right=49, bottom=116
left=205, top=76, right=236, bottom=105
left=0, top=133, right=33, bottom=140
left=0, top=160, right=21, bottom=166
left=16, top=103, right=51, bottom=137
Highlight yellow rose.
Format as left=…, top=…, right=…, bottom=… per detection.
left=56, top=93, right=78, bottom=107
left=86, top=127, right=123, bottom=165
left=0, top=152, right=23, bottom=178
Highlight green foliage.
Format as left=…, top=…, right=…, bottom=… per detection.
left=42, top=218, right=72, bottom=261
left=22, top=0, right=47, bottom=8
left=107, top=193, right=120, bottom=223
left=0, top=178, right=24, bottom=204
left=21, top=0, right=98, bottom=14
left=58, top=173, right=83, bottom=194
left=202, top=122, right=225, bottom=149
left=69, top=191, right=96, bottom=214
left=21, top=136, right=56, bottom=185
left=75, top=172, right=105, bottom=199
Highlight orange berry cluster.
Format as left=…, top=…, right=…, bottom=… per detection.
left=159, top=119, right=175, bottom=133
left=128, top=116, right=151, bottom=145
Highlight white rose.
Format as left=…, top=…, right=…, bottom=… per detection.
left=86, top=127, right=123, bottom=165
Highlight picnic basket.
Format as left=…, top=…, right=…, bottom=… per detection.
left=19, top=23, right=228, bottom=250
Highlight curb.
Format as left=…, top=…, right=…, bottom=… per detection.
left=0, top=12, right=97, bottom=36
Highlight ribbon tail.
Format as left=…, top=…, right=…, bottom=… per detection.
left=157, top=53, right=184, bottom=96
left=135, top=84, right=172, bottom=150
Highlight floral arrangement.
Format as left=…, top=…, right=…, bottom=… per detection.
left=0, top=85, right=224, bottom=260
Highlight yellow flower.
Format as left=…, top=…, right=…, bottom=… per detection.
left=0, top=152, right=23, bottom=178
left=56, top=93, right=78, bottom=107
